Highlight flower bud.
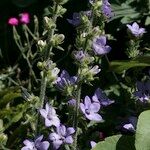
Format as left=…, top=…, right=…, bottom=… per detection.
left=44, top=17, right=56, bottom=29
left=0, top=133, right=8, bottom=145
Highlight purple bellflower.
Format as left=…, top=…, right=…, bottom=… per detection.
left=55, top=70, right=77, bottom=91
left=102, top=0, right=113, bottom=19
left=49, top=125, right=75, bottom=150
left=80, top=96, right=102, bottom=121
left=127, top=22, right=146, bottom=37
left=73, top=50, right=86, bottom=62
left=21, top=135, right=49, bottom=150
left=133, top=81, right=150, bottom=102
left=40, top=103, right=60, bottom=127
left=68, top=99, right=76, bottom=107
left=92, top=36, right=111, bottom=55
left=123, top=123, right=135, bottom=132
left=90, top=141, right=97, bottom=148
left=67, top=12, right=81, bottom=26
left=92, top=88, right=114, bottom=106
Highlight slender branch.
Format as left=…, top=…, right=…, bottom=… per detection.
left=73, top=83, right=81, bottom=150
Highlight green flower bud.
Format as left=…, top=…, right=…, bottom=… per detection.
left=44, top=17, right=56, bottom=30
left=50, top=34, right=65, bottom=47
left=54, top=0, right=68, bottom=5
left=0, top=133, right=8, bottom=145
left=57, top=5, right=67, bottom=16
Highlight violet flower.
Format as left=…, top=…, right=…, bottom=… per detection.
left=49, top=125, right=75, bottom=150
left=21, top=135, right=49, bottom=150
left=123, top=123, right=135, bottom=132
left=73, top=50, right=86, bottom=62
left=92, top=36, right=111, bottom=55
left=127, top=22, right=146, bottom=37
left=8, top=17, right=19, bottom=26
left=92, top=88, right=114, bottom=106
left=133, top=81, right=150, bottom=102
left=40, top=103, right=60, bottom=127
left=67, top=12, right=81, bottom=26
left=122, top=116, right=137, bottom=132
left=20, top=12, right=30, bottom=24
left=90, top=141, right=97, bottom=148
left=80, top=96, right=102, bottom=121
left=55, top=70, right=77, bottom=91
left=68, top=99, right=76, bottom=107
left=102, top=0, right=113, bottom=19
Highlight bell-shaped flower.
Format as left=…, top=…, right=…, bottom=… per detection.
left=55, top=70, right=77, bottom=91
left=90, top=141, right=97, bottom=148
left=49, top=125, right=75, bottom=149
left=40, top=103, right=60, bottom=127
left=133, top=81, right=150, bottom=102
left=92, top=88, right=114, bottom=106
left=80, top=96, right=102, bottom=121
left=67, top=12, right=81, bottom=26
left=21, top=135, right=49, bottom=150
left=102, top=0, right=113, bottom=19
left=92, top=36, right=111, bottom=55
left=127, top=22, right=146, bottom=37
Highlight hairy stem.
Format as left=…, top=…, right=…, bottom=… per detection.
left=73, top=83, right=81, bottom=150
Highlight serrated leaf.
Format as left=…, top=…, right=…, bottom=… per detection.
left=135, top=110, right=150, bottom=150
left=109, top=56, right=150, bottom=74
left=92, top=134, right=135, bottom=150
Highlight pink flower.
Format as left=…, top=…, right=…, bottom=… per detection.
left=20, top=12, right=30, bottom=24
left=8, top=17, right=19, bottom=26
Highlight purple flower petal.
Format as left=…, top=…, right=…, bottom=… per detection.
left=84, top=96, right=92, bottom=108
left=66, top=127, right=75, bottom=135
left=64, top=136, right=74, bottom=144
left=39, top=141, right=50, bottom=150
left=40, top=109, right=47, bottom=118
left=45, top=118, right=52, bottom=127
left=85, top=113, right=102, bottom=121
left=35, top=135, right=43, bottom=144
left=89, top=103, right=100, bottom=113
left=90, top=141, right=97, bottom=148
left=80, top=103, right=86, bottom=114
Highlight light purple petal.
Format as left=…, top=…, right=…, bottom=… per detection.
left=64, top=136, right=74, bottom=144
left=61, top=70, right=70, bottom=79
left=52, top=140, right=63, bottom=150
left=132, top=22, right=139, bottom=30
left=46, top=103, right=50, bottom=112
left=97, top=36, right=106, bottom=45
left=89, top=103, right=100, bottom=113
left=66, top=127, right=75, bottom=135
left=45, top=118, right=52, bottom=127
left=85, top=113, right=102, bottom=121
left=92, top=95, right=99, bottom=103
left=80, top=103, right=86, bottom=114
left=40, top=109, right=47, bottom=118
left=21, top=147, right=30, bottom=150
left=23, top=140, right=33, bottom=146
left=90, top=141, right=97, bottom=148
left=123, top=123, right=135, bottom=131
left=39, top=141, right=50, bottom=150
left=84, top=96, right=92, bottom=108
left=57, top=125, right=66, bottom=136
left=51, top=116, right=60, bottom=127
left=35, top=135, right=43, bottom=144
left=49, top=133, right=61, bottom=141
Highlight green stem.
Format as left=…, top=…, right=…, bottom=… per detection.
left=35, top=2, right=59, bottom=136
left=73, top=83, right=81, bottom=150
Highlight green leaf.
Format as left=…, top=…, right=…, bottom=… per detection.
left=92, top=134, right=135, bottom=150
left=109, top=56, right=150, bottom=74
left=135, top=110, right=150, bottom=150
